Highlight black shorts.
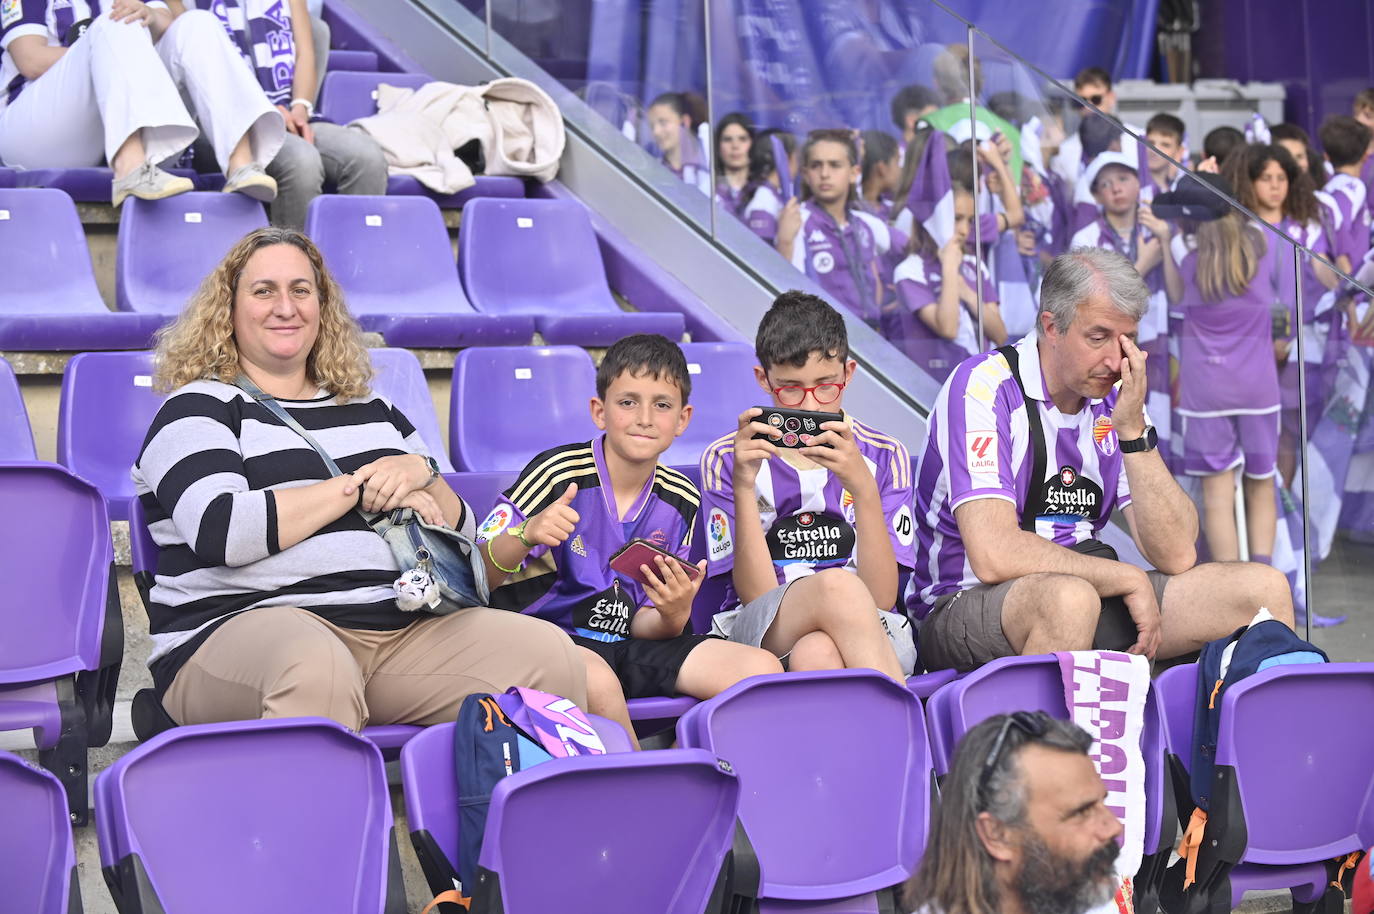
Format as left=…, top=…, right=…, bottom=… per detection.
left=572, top=633, right=717, bottom=699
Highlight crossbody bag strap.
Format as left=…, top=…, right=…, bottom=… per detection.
left=995, top=345, right=1045, bottom=534
left=234, top=373, right=344, bottom=478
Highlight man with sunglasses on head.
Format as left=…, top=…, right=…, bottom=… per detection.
left=699, top=291, right=912, bottom=681
left=904, top=711, right=1124, bottom=914
left=906, top=248, right=1294, bottom=674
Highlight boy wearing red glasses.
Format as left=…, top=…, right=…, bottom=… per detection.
left=699, top=291, right=914, bottom=680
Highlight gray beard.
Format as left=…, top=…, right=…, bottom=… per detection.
left=1015, top=830, right=1120, bottom=914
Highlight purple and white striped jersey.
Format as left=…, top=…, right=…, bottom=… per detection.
left=789, top=201, right=893, bottom=326
left=1321, top=173, right=1371, bottom=268
left=892, top=250, right=996, bottom=382
left=699, top=416, right=915, bottom=614
left=1169, top=228, right=1281, bottom=416
left=907, top=333, right=1134, bottom=618
left=192, top=0, right=297, bottom=106
left=744, top=183, right=783, bottom=243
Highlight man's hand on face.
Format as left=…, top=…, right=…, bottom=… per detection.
left=1111, top=334, right=1148, bottom=441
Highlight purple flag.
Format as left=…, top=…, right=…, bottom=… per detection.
left=907, top=129, right=954, bottom=247
left=772, top=134, right=794, bottom=201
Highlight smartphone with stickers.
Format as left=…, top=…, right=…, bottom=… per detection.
left=752, top=407, right=844, bottom=449
left=608, top=539, right=702, bottom=585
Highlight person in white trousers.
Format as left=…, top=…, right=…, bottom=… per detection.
left=0, top=0, right=285, bottom=205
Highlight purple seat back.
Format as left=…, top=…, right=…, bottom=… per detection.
left=660, top=341, right=759, bottom=469
left=931, top=654, right=1169, bottom=856
left=399, top=714, right=634, bottom=895
left=443, top=471, right=519, bottom=524
left=449, top=346, right=599, bottom=472
left=324, top=49, right=378, bottom=71
left=0, top=463, right=111, bottom=685
left=0, top=166, right=14, bottom=187
left=0, top=751, right=77, bottom=914
left=317, top=71, right=431, bottom=124
left=676, top=670, right=929, bottom=901
left=479, top=749, right=739, bottom=913
left=0, top=357, right=36, bottom=459
left=0, top=188, right=107, bottom=314
left=116, top=193, right=268, bottom=314
left=93, top=718, right=397, bottom=912
left=367, top=348, right=453, bottom=472
left=306, top=194, right=476, bottom=318
left=57, top=351, right=163, bottom=521
left=1215, top=663, right=1374, bottom=864
left=1153, top=662, right=1196, bottom=770
left=385, top=174, right=525, bottom=208
left=458, top=197, right=619, bottom=316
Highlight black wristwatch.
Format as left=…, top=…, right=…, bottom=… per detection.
left=1119, top=425, right=1157, bottom=454
left=420, top=455, right=442, bottom=487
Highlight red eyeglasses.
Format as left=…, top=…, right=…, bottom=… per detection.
left=771, top=381, right=847, bottom=406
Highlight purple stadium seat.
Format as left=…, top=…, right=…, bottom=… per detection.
left=306, top=194, right=534, bottom=346
left=0, top=356, right=36, bottom=459
left=1156, top=662, right=1374, bottom=912
left=0, top=166, right=15, bottom=187
left=449, top=346, right=600, bottom=472
left=316, top=70, right=431, bottom=124
left=0, top=188, right=166, bottom=350
left=93, top=717, right=406, bottom=913
left=677, top=670, right=930, bottom=911
left=459, top=198, right=687, bottom=345
left=660, top=341, right=759, bottom=468
left=57, top=351, right=162, bottom=521
left=0, top=751, right=80, bottom=914
left=474, top=749, right=739, bottom=913
left=0, top=462, right=122, bottom=825
left=16, top=166, right=198, bottom=203
left=385, top=174, right=526, bottom=209
left=399, top=714, right=635, bottom=899
left=927, top=654, right=1175, bottom=911
left=116, top=192, right=268, bottom=314
left=325, top=49, right=378, bottom=71
left=368, top=347, right=454, bottom=472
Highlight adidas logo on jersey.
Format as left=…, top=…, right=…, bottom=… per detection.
left=571, top=535, right=588, bottom=557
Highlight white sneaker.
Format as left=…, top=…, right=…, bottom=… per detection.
left=111, top=163, right=195, bottom=207
left=223, top=163, right=278, bottom=202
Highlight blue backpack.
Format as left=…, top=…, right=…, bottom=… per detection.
left=1188, top=617, right=1327, bottom=810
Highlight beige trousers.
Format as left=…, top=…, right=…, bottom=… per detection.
left=163, top=605, right=587, bottom=731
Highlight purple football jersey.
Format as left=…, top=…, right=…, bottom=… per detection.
left=1322, top=173, right=1371, bottom=268
left=790, top=202, right=894, bottom=326
left=892, top=251, right=996, bottom=382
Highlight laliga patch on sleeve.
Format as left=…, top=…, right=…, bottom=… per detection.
left=1, top=0, right=22, bottom=30
left=707, top=507, right=733, bottom=560
left=965, top=431, right=999, bottom=474
left=476, top=505, right=514, bottom=540
left=892, top=504, right=914, bottom=547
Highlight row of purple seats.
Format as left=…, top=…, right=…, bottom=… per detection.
left=0, top=750, right=80, bottom=914
left=0, top=462, right=123, bottom=825
left=0, top=356, right=36, bottom=459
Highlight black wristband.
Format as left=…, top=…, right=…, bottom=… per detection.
left=355, top=479, right=365, bottom=510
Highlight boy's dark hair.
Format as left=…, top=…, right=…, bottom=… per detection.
left=1354, top=88, right=1374, bottom=115
left=596, top=333, right=692, bottom=403
left=1319, top=115, right=1372, bottom=169
left=891, top=84, right=940, bottom=130
left=987, top=91, right=1028, bottom=126
left=1271, top=122, right=1326, bottom=184
left=1203, top=126, right=1245, bottom=165
left=1146, top=112, right=1185, bottom=143
left=1080, top=115, right=1123, bottom=161
left=1074, top=66, right=1112, bottom=91
left=755, top=291, right=849, bottom=370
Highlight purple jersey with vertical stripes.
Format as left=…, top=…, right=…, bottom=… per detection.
left=476, top=437, right=699, bottom=642
left=0, top=0, right=120, bottom=110
left=907, top=333, right=1133, bottom=618
left=893, top=251, right=996, bottom=382
left=197, top=0, right=297, bottom=106
left=699, top=416, right=915, bottom=614
left=1170, top=228, right=1281, bottom=416
left=790, top=202, right=893, bottom=325
left=1322, top=173, right=1371, bottom=268
left=1276, top=216, right=1331, bottom=326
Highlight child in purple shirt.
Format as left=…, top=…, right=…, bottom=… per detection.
left=1318, top=116, right=1372, bottom=276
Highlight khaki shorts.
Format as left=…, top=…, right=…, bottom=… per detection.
left=917, top=572, right=1170, bottom=673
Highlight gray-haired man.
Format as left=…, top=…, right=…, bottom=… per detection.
left=906, top=247, right=1292, bottom=673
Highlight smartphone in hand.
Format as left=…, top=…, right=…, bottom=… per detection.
left=752, top=406, right=844, bottom=449
left=608, top=539, right=702, bottom=585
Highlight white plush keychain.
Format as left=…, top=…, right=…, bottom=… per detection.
left=394, top=567, right=441, bottom=612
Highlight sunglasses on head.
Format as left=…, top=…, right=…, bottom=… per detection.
left=977, top=710, right=1052, bottom=805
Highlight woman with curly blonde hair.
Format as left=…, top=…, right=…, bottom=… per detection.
left=131, top=227, right=588, bottom=730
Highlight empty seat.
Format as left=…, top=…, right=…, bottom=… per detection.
left=57, top=351, right=162, bottom=521
left=385, top=174, right=526, bottom=209
left=476, top=749, right=738, bottom=913
left=0, top=751, right=81, bottom=914
left=306, top=195, right=534, bottom=346
left=676, top=670, right=930, bottom=911
left=660, top=341, right=758, bottom=467
left=0, top=188, right=166, bottom=350
left=116, top=192, right=268, bottom=314
left=317, top=70, right=431, bottom=124
left=324, top=48, right=378, bottom=71
left=0, top=356, right=35, bottom=459
left=0, top=462, right=122, bottom=825
left=1156, top=662, right=1374, bottom=912
left=459, top=197, right=686, bottom=345
left=449, top=346, right=599, bottom=472
left=94, top=717, right=405, bottom=913
left=368, top=347, right=453, bottom=472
